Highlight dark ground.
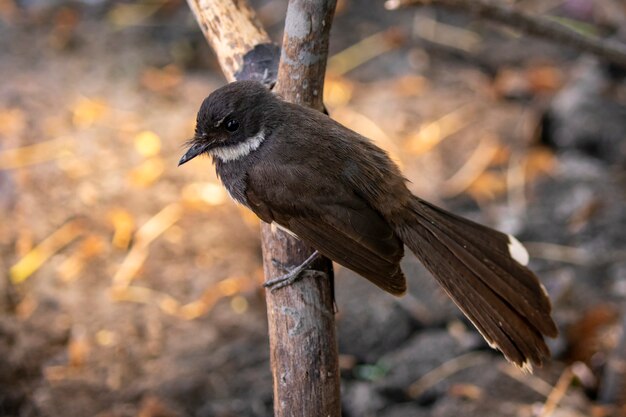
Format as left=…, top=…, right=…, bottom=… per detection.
left=1, top=0, right=626, bottom=416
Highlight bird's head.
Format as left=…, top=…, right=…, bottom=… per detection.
left=179, top=80, right=275, bottom=165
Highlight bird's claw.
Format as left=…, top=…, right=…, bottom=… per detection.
left=264, top=251, right=320, bottom=292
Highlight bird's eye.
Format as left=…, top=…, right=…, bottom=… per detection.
left=225, top=119, right=239, bottom=132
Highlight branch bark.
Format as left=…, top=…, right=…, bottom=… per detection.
left=186, top=0, right=271, bottom=81
left=186, top=0, right=340, bottom=415
left=261, top=1, right=340, bottom=415
left=386, top=0, right=626, bottom=68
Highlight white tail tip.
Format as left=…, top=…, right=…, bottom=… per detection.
left=507, top=234, right=529, bottom=266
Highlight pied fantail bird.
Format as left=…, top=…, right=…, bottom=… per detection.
left=179, top=80, right=558, bottom=370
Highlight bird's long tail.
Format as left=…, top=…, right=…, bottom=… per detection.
left=394, top=197, right=558, bottom=370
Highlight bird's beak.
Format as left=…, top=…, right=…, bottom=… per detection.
left=178, top=142, right=208, bottom=166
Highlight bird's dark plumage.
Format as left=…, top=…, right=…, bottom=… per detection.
left=179, top=80, right=558, bottom=370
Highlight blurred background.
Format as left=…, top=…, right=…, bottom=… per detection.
left=1, top=0, right=626, bottom=416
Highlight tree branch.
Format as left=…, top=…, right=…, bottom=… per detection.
left=186, top=0, right=271, bottom=81
left=386, top=0, right=626, bottom=68
left=186, top=0, right=340, bottom=415
left=261, top=0, right=340, bottom=415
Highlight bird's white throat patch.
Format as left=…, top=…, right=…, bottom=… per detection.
left=209, top=130, right=266, bottom=162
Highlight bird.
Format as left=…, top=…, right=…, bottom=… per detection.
left=179, top=80, right=558, bottom=371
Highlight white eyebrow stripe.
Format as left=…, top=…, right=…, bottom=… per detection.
left=209, top=130, right=266, bottom=162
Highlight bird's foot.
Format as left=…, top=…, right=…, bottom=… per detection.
left=264, top=251, right=320, bottom=292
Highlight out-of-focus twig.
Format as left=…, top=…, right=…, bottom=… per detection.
left=441, top=134, right=500, bottom=197
left=332, top=106, right=404, bottom=168
left=525, top=242, right=626, bottom=266
left=327, top=29, right=404, bottom=76
left=386, top=0, right=626, bottom=68
left=111, top=276, right=256, bottom=319
left=405, top=103, right=476, bottom=156
left=407, top=351, right=490, bottom=398
left=413, top=12, right=482, bottom=53
left=538, top=366, right=574, bottom=417
left=0, top=138, right=74, bottom=170
left=178, top=276, right=255, bottom=320
left=110, top=285, right=181, bottom=316
left=112, top=203, right=182, bottom=289
left=10, top=219, right=85, bottom=284
left=57, top=235, right=106, bottom=282
left=498, top=362, right=555, bottom=397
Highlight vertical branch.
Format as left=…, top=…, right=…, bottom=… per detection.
left=275, top=0, right=336, bottom=110
left=187, top=0, right=340, bottom=415
left=262, top=0, right=340, bottom=416
left=186, top=0, right=271, bottom=81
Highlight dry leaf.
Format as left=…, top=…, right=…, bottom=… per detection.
left=567, top=304, right=620, bottom=365
left=466, top=171, right=508, bottom=201
left=15, top=293, right=38, bottom=320
left=95, top=329, right=118, bottom=347
left=43, top=366, right=71, bottom=382
left=49, top=7, right=80, bottom=50
left=324, top=76, right=354, bottom=108
left=390, top=75, right=427, bottom=97
left=72, top=98, right=108, bottom=128
left=68, top=332, right=89, bottom=368
left=15, top=229, right=34, bottom=258
left=493, top=68, right=532, bottom=100
left=107, top=1, right=163, bottom=28
left=57, top=235, right=106, bottom=282
left=77, top=181, right=99, bottom=206
left=524, top=146, right=557, bottom=181
left=57, top=155, right=91, bottom=179
left=137, top=396, right=181, bottom=417
left=527, top=65, right=563, bottom=94
left=134, top=130, right=162, bottom=157
left=140, top=65, right=182, bottom=93
left=0, top=107, right=26, bottom=137
left=441, top=135, right=501, bottom=198
left=230, top=295, right=248, bottom=314
left=128, top=157, right=165, bottom=187
left=107, top=208, right=135, bottom=250
left=493, top=65, right=563, bottom=99
left=404, top=105, right=475, bottom=156
left=449, top=383, right=483, bottom=400
left=0, top=0, right=18, bottom=20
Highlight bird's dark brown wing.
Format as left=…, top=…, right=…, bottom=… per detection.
left=245, top=165, right=406, bottom=295
left=281, top=205, right=406, bottom=295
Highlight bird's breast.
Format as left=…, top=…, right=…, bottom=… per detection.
left=214, top=159, right=250, bottom=206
